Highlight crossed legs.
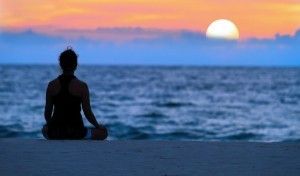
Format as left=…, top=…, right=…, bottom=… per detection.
left=41, top=125, right=108, bottom=140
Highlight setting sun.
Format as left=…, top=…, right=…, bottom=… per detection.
left=206, top=19, right=239, bottom=40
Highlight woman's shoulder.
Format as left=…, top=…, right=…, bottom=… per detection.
left=48, top=75, right=85, bottom=86
left=46, top=76, right=88, bottom=95
left=72, top=77, right=88, bottom=87
left=48, top=78, right=59, bottom=87
left=70, top=77, right=89, bottom=95
left=46, top=78, right=60, bottom=95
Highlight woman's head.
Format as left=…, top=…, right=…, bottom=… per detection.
left=59, top=48, right=78, bottom=72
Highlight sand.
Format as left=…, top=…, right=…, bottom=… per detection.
left=0, top=139, right=299, bottom=176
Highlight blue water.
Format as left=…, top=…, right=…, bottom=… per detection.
left=0, top=65, right=299, bottom=141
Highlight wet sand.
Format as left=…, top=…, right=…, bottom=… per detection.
left=0, top=139, right=299, bottom=176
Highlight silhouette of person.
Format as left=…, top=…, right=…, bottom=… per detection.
left=42, top=48, right=108, bottom=140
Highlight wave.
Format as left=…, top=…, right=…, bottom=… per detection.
left=135, top=111, right=168, bottom=118
left=222, top=132, right=261, bottom=140
left=0, top=125, right=20, bottom=137
left=154, top=101, right=195, bottom=108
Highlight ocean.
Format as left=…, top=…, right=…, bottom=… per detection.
left=0, top=65, right=299, bottom=141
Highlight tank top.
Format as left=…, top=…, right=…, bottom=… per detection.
left=47, top=74, right=86, bottom=139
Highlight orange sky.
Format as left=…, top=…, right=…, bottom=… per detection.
left=1, top=0, right=300, bottom=39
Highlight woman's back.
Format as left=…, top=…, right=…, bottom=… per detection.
left=47, top=74, right=87, bottom=139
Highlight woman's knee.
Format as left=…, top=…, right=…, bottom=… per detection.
left=92, top=127, right=108, bottom=140
left=101, top=127, right=108, bottom=139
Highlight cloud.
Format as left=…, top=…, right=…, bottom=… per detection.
left=30, top=27, right=205, bottom=42
left=0, top=28, right=299, bottom=66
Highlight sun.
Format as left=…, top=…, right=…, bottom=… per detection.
left=206, top=19, right=239, bottom=40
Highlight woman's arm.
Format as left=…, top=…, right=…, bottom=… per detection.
left=81, top=83, right=102, bottom=128
left=44, top=82, right=54, bottom=124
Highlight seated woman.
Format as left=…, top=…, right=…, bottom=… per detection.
left=42, top=48, right=108, bottom=140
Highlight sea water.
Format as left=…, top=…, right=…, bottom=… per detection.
left=0, top=65, right=299, bottom=141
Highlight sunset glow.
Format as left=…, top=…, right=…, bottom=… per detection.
left=1, top=0, right=300, bottom=39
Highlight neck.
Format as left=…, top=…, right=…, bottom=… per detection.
left=62, top=71, right=74, bottom=75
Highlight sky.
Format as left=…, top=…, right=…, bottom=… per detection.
left=0, top=0, right=300, bottom=66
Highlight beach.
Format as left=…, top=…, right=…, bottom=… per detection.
left=0, top=139, right=299, bottom=176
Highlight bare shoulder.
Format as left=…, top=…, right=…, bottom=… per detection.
left=71, top=78, right=89, bottom=95
left=47, top=78, right=60, bottom=95
left=73, top=78, right=88, bottom=88
left=48, top=78, right=59, bottom=86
